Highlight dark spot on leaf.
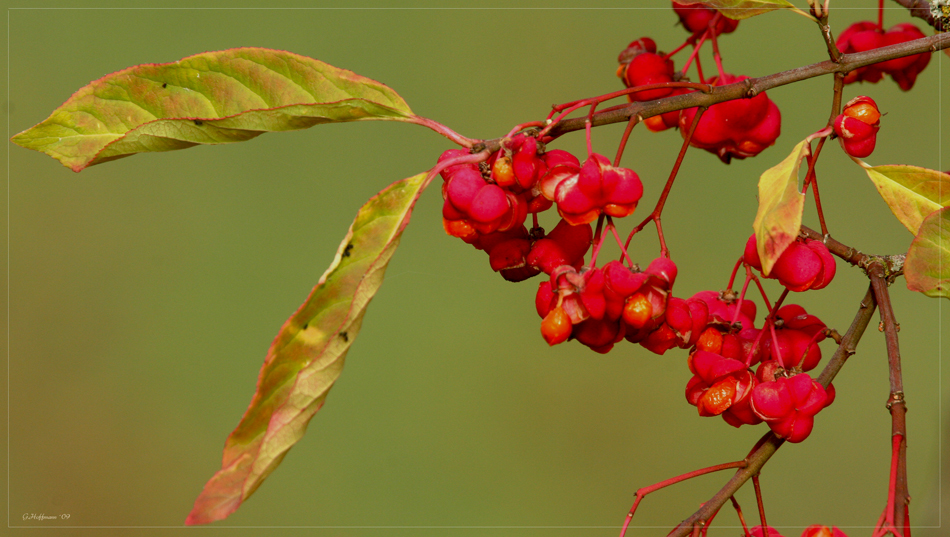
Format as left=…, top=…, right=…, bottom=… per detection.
left=162, top=83, right=167, bottom=88
left=340, top=332, right=348, bottom=342
left=342, top=243, right=354, bottom=258
left=194, top=120, right=203, bottom=126
left=302, top=322, right=309, bottom=330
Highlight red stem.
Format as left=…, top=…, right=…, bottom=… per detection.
left=769, top=320, right=785, bottom=368
left=614, top=114, right=640, bottom=167
left=698, top=504, right=722, bottom=537
left=405, top=115, right=480, bottom=148
left=541, top=82, right=710, bottom=139
left=803, top=137, right=830, bottom=236
left=751, top=274, right=774, bottom=314
left=726, top=256, right=744, bottom=290
left=730, top=267, right=754, bottom=327
left=885, top=434, right=902, bottom=530
left=752, top=475, right=767, bottom=530
left=730, top=496, right=752, bottom=537
left=620, top=461, right=748, bottom=537
left=504, top=122, right=545, bottom=140
left=709, top=17, right=727, bottom=80
left=663, top=38, right=693, bottom=60
left=589, top=216, right=607, bottom=269
left=680, top=29, right=710, bottom=75
left=625, top=107, right=706, bottom=254
left=426, top=149, right=491, bottom=188
left=607, top=218, right=636, bottom=267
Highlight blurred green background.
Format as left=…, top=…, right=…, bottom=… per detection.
left=4, top=1, right=948, bottom=536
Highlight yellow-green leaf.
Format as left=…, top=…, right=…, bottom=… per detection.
left=863, top=165, right=950, bottom=234
left=672, top=0, right=798, bottom=20
left=185, top=172, right=429, bottom=525
left=905, top=207, right=950, bottom=299
left=12, top=48, right=414, bottom=172
left=752, top=139, right=809, bottom=275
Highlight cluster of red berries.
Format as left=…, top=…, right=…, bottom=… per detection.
left=833, top=96, right=882, bottom=158
left=535, top=257, right=678, bottom=354
left=436, top=0, right=854, bottom=448
left=837, top=21, right=932, bottom=91
left=616, top=4, right=782, bottom=163
left=679, top=73, right=782, bottom=163
left=438, top=135, right=643, bottom=283
left=682, top=292, right=834, bottom=442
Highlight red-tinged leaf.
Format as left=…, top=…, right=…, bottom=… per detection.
left=862, top=165, right=950, bottom=234
left=905, top=207, right=950, bottom=299
left=673, top=0, right=801, bottom=20
left=186, top=171, right=430, bottom=525
left=752, top=139, right=809, bottom=275
left=11, top=48, right=414, bottom=172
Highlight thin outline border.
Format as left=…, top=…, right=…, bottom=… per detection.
left=5, top=4, right=945, bottom=531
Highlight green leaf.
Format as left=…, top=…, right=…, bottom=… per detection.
left=672, top=0, right=798, bottom=20
left=185, top=171, right=430, bottom=526
left=11, top=47, right=414, bottom=172
left=862, top=165, right=950, bottom=235
left=752, top=139, right=809, bottom=276
left=905, top=207, right=950, bottom=299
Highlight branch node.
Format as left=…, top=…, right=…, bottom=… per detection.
left=826, top=328, right=843, bottom=345
left=886, top=391, right=905, bottom=410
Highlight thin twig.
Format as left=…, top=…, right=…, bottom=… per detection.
left=472, top=33, right=949, bottom=154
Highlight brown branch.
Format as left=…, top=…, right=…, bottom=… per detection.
left=811, top=1, right=842, bottom=62
left=869, top=262, right=910, bottom=533
left=472, top=33, right=949, bottom=154
left=798, top=226, right=906, bottom=280
left=891, top=0, right=948, bottom=31
left=799, top=225, right=870, bottom=266
left=668, top=286, right=878, bottom=537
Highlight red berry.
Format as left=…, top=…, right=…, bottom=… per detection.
left=679, top=73, right=781, bottom=163
left=836, top=22, right=931, bottom=91
left=801, top=525, right=849, bottom=537
left=622, top=292, right=653, bottom=328
left=671, top=2, right=739, bottom=35
left=751, top=373, right=828, bottom=443
left=617, top=37, right=657, bottom=64
left=699, top=376, right=738, bottom=416
left=744, top=234, right=837, bottom=292
left=491, top=155, right=516, bottom=188
left=685, top=350, right=761, bottom=426
left=749, top=526, right=786, bottom=537
left=834, top=96, right=881, bottom=158
left=620, top=52, right=676, bottom=101
left=573, top=317, right=624, bottom=353
left=541, top=307, right=572, bottom=346
left=695, top=326, right=723, bottom=354
left=526, top=219, right=593, bottom=274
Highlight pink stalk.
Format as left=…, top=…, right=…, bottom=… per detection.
left=405, top=115, right=480, bottom=148
left=619, top=461, right=748, bottom=537
left=607, top=218, right=636, bottom=267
